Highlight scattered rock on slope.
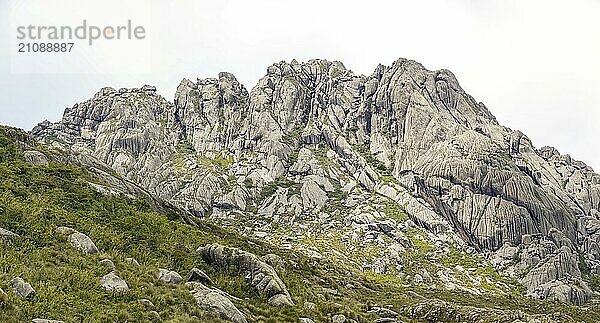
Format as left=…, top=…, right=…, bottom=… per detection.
left=100, top=272, right=129, bottom=292
left=188, top=282, right=247, bottom=323
left=0, top=227, right=19, bottom=240
left=157, top=269, right=183, bottom=284
left=69, top=232, right=99, bottom=255
left=55, top=226, right=76, bottom=235
left=56, top=226, right=99, bottom=254
left=303, top=301, right=316, bottom=311
left=332, top=314, right=346, bottom=323
left=11, top=277, right=35, bottom=300
left=137, top=298, right=155, bottom=309
left=198, top=243, right=293, bottom=306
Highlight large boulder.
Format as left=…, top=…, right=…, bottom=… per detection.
left=11, top=277, right=35, bottom=300
left=188, top=282, right=247, bottom=323
left=198, top=243, right=293, bottom=306
left=157, top=269, right=183, bottom=284
left=23, top=150, right=49, bottom=166
left=69, top=232, right=99, bottom=255
left=100, top=272, right=129, bottom=293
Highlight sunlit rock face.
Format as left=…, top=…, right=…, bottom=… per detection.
left=33, top=58, right=600, bottom=304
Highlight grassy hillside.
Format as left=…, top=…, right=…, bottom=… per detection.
left=0, top=126, right=387, bottom=322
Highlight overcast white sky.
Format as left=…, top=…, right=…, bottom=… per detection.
left=0, top=0, right=598, bottom=170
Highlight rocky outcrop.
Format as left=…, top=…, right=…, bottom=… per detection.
left=507, top=232, right=594, bottom=304
left=400, top=299, right=542, bottom=322
left=23, top=150, right=49, bottom=166
left=32, top=57, right=600, bottom=304
left=198, top=243, right=293, bottom=306
left=529, top=279, right=592, bottom=305
left=187, top=282, right=247, bottom=323
left=261, top=254, right=285, bottom=272
left=370, top=306, right=399, bottom=319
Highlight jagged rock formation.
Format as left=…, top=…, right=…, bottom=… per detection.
left=492, top=230, right=593, bottom=304
left=32, top=58, right=600, bottom=304
left=198, top=243, right=293, bottom=306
